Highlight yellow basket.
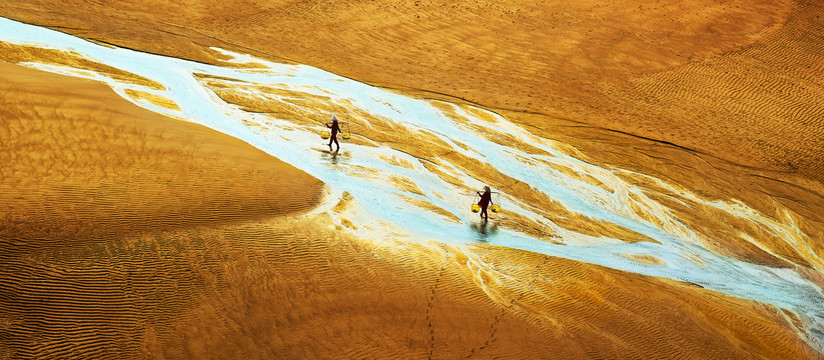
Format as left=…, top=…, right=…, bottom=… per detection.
left=471, top=204, right=480, bottom=213
left=490, top=204, right=500, bottom=213
left=341, top=132, right=351, bottom=140
left=320, top=130, right=330, bottom=139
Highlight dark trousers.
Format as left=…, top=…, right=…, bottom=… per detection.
left=329, top=134, right=339, bottom=151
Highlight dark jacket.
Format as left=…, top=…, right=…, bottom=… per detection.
left=478, top=190, right=492, bottom=207
left=328, top=121, right=340, bottom=135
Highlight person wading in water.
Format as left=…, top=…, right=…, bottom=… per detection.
left=326, top=116, right=341, bottom=153
left=477, top=186, right=494, bottom=222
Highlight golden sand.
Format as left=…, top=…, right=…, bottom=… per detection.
left=0, top=62, right=322, bottom=240
left=2, top=0, right=824, bottom=358
left=0, top=60, right=817, bottom=358
left=0, top=41, right=164, bottom=90
left=5, top=0, right=812, bottom=264
left=123, top=89, right=181, bottom=111
left=0, top=60, right=821, bottom=358
left=2, top=0, right=821, bottom=180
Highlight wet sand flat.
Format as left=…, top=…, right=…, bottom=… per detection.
left=2, top=1, right=822, bottom=263
left=0, top=62, right=821, bottom=358
left=2, top=0, right=824, bottom=358
left=1, top=0, right=822, bottom=181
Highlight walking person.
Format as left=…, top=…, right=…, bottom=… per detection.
left=326, top=116, right=341, bottom=153
left=477, top=186, right=494, bottom=222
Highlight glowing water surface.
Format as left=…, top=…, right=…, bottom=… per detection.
left=2, top=17, right=822, bottom=351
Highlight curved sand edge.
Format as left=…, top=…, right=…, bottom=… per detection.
left=0, top=61, right=324, bottom=245
left=2, top=0, right=821, bottom=182
left=0, top=61, right=821, bottom=359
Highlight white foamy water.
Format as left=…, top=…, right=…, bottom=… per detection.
left=2, top=17, right=822, bottom=351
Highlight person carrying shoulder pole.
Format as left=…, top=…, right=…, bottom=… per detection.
left=326, top=116, right=341, bottom=152
left=477, top=186, right=494, bottom=222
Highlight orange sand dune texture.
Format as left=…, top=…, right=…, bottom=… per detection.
left=196, top=75, right=660, bottom=244
left=2, top=0, right=823, bottom=181
left=195, top=72, right=824, bottom=270
left=501, top=110, right=824, bottom=271
left=2, top=34, right=822, bottom=272
left=153, top=228, right=824, bottom=359
left=1, top=62, right=822, bottom=359
left=6, top=213, right=822, bottom=359
left=0, top=61, right=322, bottom=248
left=2, top=0, right=823, bottom=272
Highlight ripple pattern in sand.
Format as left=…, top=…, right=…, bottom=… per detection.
left=2, top=14, right=824, bottom=357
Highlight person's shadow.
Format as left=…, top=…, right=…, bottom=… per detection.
left=470, top=219, right=499, bottom=242
left=316, top=148, right=350, bottom=165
